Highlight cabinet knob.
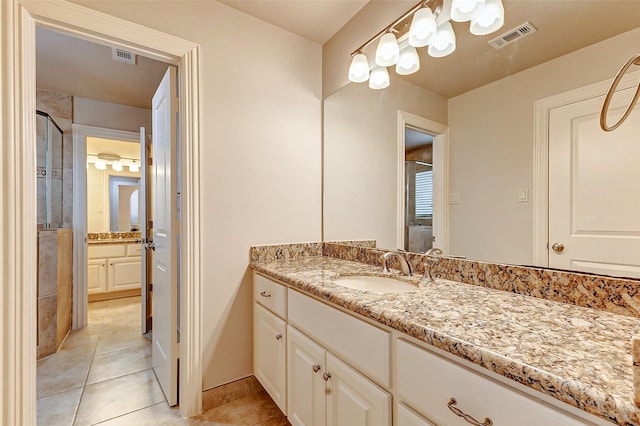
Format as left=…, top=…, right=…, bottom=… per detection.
left=275, top=333, right=282, bottom=340
left=312, top=364, right=321, bottom=373
left=551, top=242, right=565, bottom=253
left=322, top=372, right=332, bottom=382
left=260, top=291, right=271, bottom=298
left=447, top=397, right=493, bottom=426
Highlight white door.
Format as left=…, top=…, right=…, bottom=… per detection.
left=151, top=66, right=179, bottom=405
left=139, top=127, right=152, bottom=334
left=326, top=352, right=391, bottom=426
left=287, top=326, right=326, bottom=426
left=254, top=304, right=287, bottom=412
left=549, top=86, right=640, bottom=278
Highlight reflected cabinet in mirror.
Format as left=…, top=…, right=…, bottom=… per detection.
left=323, top=1, right=640, bottom=279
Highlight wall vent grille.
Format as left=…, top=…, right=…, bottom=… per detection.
left=489, top=22, right=537, bottom=49
left=112, top=48, right=136, bottom=65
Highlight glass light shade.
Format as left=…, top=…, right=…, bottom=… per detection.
left=409, top=7, right=437, bottom=48
left=129, top=161, right=139, bottom=173
left=369, top=67, right=390, bottom=90
left=95, top=159, right=107, bottom=170
left=396, top=46, right=420, bottom=75
left=112, top=161, right=123, bottom=172
left=451, top=0, right=485, bottom=22
left=427, top=21, right=456, bottom=58
left=470, top=0, right=504, bottom=35
left=375, top=32, right=400, bottom=67
left=348, top=53, right=370, bottom=83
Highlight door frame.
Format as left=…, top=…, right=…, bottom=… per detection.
left=397, top=111, right=450, bottom=254
left=2, top=0, right=203, bottom=421
left=72, top=124, right=141, bottom=330
left=532, top=69, right=640, bottom=267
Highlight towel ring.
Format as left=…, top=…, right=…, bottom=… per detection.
left=600, top=53, right=640, bottom=132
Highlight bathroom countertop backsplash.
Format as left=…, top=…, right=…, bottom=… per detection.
left=87, top=232, right=141, bottom=245
left=249, top=241, right=640, bottom=425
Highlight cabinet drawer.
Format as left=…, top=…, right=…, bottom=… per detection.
left=88, top=244, right=126, bottom=259
left=254, top=273, right=286, bottom=318
left=288, top=289, right=390, bottom=388
left=126, top=244, right=142, bottom=256
left=396, top=339, right=588, bottom=426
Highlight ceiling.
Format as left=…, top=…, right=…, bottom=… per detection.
left=36, top=27, right=168, bottom=109
left=220, top=0, right=640, bottom=99
left=35, top=1, right=640, bottom=106
left=86, top=137, right=141, bottom=160
left=218, top=0, right=369, bottom=44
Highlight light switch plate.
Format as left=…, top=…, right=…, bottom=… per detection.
left=449, top=192, right=460, bottom=204
left=518, top=188, right=529, bottom=202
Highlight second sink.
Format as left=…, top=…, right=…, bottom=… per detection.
left=333, top=275, right=419, bottom=294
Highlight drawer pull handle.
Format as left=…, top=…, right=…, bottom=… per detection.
left=275, top=333, right=282, bottom=340
left=312, top=364, right=321, bottom=373
left=447, top=398, right=493, bottom=426
left=260, top=291, right=271, bottom=298
left=322, top=372, right=332, bottom=382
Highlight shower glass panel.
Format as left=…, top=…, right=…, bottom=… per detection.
left=405, top=160, right=433, bottom=253
left=36, top=110, right=64, bottom=229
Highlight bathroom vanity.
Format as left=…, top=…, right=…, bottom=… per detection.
left=251, top=244, right=640, bottom=426
left=87, top=232, right=142, bottom=301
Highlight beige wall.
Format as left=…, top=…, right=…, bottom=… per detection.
left=73, top=97, right=151, bottom=132
left=68, top=0, right=323, bottom=390
left=447, top=27, right=640, bottom=264
left=324, top=75, right=447, bottom=249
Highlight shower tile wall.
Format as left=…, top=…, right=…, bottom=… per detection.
left=37, top=89, right=73, bottom=229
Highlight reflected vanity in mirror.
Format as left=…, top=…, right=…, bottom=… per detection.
left=323, top=0, right=640, bottom=279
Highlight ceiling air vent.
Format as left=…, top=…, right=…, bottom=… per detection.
left=112, top=48, right=136, bottom=65
left=488, top=22, right=537, bottom=49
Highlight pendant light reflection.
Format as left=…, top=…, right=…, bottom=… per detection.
left=451, top=0, right=485, bottom=22
left=95, top=159, right=107, bottom=170
left=129, top=161, right=139, bottom=173
left=396, top=46, right=420, bottom=75
left=348, top=53, right=370, bottom=83
left=427, top=21, right=456, bottom=58
left=470, top=0, right=504, bottom=35
left=112, top=161, right=123, bottom=172
left=375, top=32, right=400, bottom=67
left=369, top=67, right=390, bottom=90
left=408, top=7, right=437, bottom=48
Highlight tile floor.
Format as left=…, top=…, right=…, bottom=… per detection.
left=37, top=296, right=289, bottom=425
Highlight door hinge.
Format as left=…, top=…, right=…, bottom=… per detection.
left=148, top=157, right=153, bottom=166
left=147, top=220, right=153, bottom=228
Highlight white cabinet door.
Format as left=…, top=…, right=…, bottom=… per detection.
left=254, top=303, right=287, bottom=413
left=87, top=259, right=107, bottom=294
left=107, top=257, right=142, bottom=291
left=326, top=352, right=391, bottom=426
left=287, top=326, right=326, bottom=426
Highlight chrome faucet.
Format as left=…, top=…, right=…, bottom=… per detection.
left=422, top=247, right=443, bottom=283
left=381, top=251, right=412, bottom=276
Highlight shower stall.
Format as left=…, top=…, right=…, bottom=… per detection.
left=405, top=160, right=433, bottom=253
left=36, top=110, right=72, bottom=358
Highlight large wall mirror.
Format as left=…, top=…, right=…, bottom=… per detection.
left=86, top=137, right=141, bottom=233
left=323, top=1, right=640, bottom=279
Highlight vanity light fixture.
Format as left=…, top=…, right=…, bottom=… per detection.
left=111, top=161, right=123, bottom=172
left=95, top=159, right=107, bottom=170
left=347, top=0, right=505, bottom=89
left=129, top=160, right=139, bottom=173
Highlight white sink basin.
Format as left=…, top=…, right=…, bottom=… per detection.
left=333, top=275, right=418, bottom=294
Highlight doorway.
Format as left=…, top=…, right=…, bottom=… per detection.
left=397, top=111, right=449, bottom=254
left=3, top=2, right=203, bottom=421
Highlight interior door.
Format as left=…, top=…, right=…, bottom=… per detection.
left=139, top=126, right=153, bottom=334
left=548, top=86, right=640, bottom=278
left=151, top=66, right=179, bottom=405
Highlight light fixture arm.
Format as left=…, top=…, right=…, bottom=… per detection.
left=350, top=0, right=443, bottom=56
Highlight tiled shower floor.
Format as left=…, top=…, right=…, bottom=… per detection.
left=37, top=296, right=288, bottom=425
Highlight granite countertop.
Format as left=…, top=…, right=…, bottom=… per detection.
left=250, top=256, right=640, bottom=425
left=88, top=238, right=139, bottom=245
